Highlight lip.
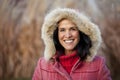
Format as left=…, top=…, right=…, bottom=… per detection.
left=64, top=39, right=74, bottom=43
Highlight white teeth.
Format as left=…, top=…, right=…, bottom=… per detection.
left=65, top=40, right=73, bottom=43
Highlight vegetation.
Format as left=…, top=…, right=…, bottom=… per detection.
left=0, top=0, right=120, bottom=80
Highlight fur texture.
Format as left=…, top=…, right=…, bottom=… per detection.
left=41, top=8, right=102, bottom=61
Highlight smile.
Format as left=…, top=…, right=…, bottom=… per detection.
left=64, top=39, right=74, bottom=43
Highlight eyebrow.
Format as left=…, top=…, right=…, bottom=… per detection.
left=59, top=26, right=78, bottom=28
left=71, top=26, right=78, bottom=28
left=69, top=26, right=78, bottom=29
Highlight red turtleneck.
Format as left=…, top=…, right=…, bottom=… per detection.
left=59, top=51, right=79, bottom=74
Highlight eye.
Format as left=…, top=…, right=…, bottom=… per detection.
left=59, top=28, right=65, bottom=32
left=70, top=27, right=78, bottom=31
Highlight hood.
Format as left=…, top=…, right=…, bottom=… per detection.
left=41, top=8, right=102, bottom=61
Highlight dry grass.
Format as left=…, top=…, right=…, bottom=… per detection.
left=0, top=0, right=120, bottom=80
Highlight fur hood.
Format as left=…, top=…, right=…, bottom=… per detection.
left=41, top=8, right=102, bottom=61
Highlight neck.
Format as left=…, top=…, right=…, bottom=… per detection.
left=65, top=50, right=76, bottom=55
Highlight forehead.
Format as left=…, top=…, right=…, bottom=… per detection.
left=58, top=19, right=76, bottom=28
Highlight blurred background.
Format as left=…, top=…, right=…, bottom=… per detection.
left=0, top=0, right=120, bottom=80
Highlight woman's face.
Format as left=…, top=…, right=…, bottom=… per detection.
left=58, top=19, right=80, bottom=55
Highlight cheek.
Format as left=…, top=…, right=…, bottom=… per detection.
left=58, top=32, right=62, bottom=42
left=73, top=32, right=80, bottom=45
left=58, top=32, right=60, bottom=40
left=74, top=32, right=80, bottom=40
left=58, top=32, right=64, bottom=39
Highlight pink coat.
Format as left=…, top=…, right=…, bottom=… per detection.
left=32, top=56, right=111, bottom=80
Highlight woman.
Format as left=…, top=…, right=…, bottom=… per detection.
left=32, top=8, right=111, bottom=80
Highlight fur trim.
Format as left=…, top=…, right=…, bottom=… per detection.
left=41, top=8, right=102, bottom=61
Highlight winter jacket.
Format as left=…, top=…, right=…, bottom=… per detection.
left=32, top=56, right=111, bottom=80
left=32, top=8, right=111, bottom=80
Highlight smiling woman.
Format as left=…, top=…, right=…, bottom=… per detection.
left=53, top=19, right=92, bottom=62
left=32, top=8, right=111, bottom=80
left=58, top=19, right=80, bottom=55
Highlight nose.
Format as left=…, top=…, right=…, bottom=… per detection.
left=65, top=31, right=72, bottom=38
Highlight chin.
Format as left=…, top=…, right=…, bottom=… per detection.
left=65, top=48, right=75, bottom=51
